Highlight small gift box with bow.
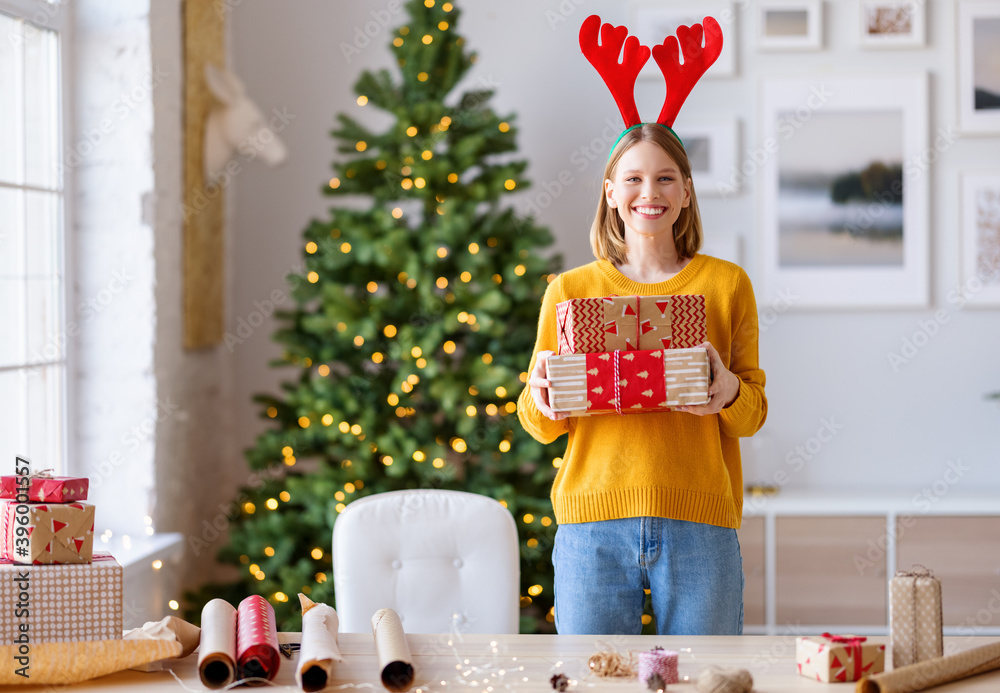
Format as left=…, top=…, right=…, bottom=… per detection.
left=890, top=565, right=943, bottom=668
left=0, top=500, right=95, bottom=564
left=0, top=470, right=89, bottom=503
left=796, top=633, right=885, bottom=683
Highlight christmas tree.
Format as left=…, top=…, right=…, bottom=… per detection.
left=189, top=0, right=563, bottom=633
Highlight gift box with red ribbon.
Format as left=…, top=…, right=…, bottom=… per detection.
left=556, top=295, right=707, bottom=354
left=548, top=347, right=710, bottom=415
left=0, top=500, right=95, bottom=564
left=796, top=633, right=885, bottom=683
left=0, top=472, right=89, bottom=503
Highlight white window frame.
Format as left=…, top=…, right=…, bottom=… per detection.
left=0, top=0, right=73, bottom=473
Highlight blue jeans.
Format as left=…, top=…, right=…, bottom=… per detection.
left=552, top=517, right=744, bottom=635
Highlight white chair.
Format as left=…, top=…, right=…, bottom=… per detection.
left=332, top=489, right=520, bottom=634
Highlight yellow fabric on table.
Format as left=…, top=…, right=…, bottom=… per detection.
left=0, top=638, right=182, bottom=684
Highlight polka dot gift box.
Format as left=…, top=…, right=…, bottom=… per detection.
left=890, top=565, right=944, bottom=668
left=0, top=552, right=123, bottom=644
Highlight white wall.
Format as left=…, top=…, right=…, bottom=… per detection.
left=229, top=1, right=1000, bottom=496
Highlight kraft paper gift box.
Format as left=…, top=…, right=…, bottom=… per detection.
left=548, top=347, right=710, bottom=415
left=0, top=473, right=89, bottom=503
left=556, top=295, right=707, bottom=354
left=890, top=566, right=943, bottom=668
left=796, top=634, right=885, bottom=683
left=0, top=553, right=123, bottom=644
left=0, top=500, right=95, bottom=564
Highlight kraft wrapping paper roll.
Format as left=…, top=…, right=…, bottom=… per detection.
left=857, top=641, right=1000, bottom=693
left=237, top=595, right=281, bottom=683
left=198, top=598, right=238, bottom=689
left=296, top=593, right=343, bottom=692
left=372, top=608, right=414, bottom=692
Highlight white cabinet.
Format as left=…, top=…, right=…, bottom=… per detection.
left=738, top=489, right=1000, bottom=635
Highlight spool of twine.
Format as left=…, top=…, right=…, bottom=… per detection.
left=638, top=649, right=679, bottom=687
left=587, top=651, right=635, bottom=677
left=695, top=667, right=753, bottom=693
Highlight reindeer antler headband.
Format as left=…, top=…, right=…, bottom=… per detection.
left=579, top=14, right=723, bottom=154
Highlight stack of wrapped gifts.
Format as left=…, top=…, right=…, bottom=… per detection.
left=548, top=294, right=711, bottom=416
left=0, top=471, right=122, bottom=643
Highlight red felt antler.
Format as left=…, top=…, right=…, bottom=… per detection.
left=652, top=17, right=723, bottom=127
left=579, top=15, right=650, bottom=128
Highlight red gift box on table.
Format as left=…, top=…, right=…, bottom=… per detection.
left=548, top=347, right=710, bottom=416
left=796, top=633, right=885, bottom=683
left=0, top=500, right=95, bottom=564
left=556, top=295, right=706, bottom=354
left=0, top=473, right=89, bottom=503
left=0, top=553, right=122, bottom=643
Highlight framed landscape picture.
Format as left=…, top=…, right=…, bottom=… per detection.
left=958, top=1, right=1000, bottom=133
left=959, top=173, right=1000, bottom=306
left=759, top=74, right=929, bottom=308
left=859, top=1, right=926, bottom=48
left=629, top=1, right=737, bottom=78
left=757, top=0, right=824, bottom=51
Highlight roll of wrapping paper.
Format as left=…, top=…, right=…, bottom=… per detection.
left=857, top=641, right=1000, bottom=693
left=296, top=593, right=343, bottom=692
left=372, top=608, right=415, bottom=692
left=237, top=595, right=281, bottom=683
left=198, top=599, right=238, bottom=689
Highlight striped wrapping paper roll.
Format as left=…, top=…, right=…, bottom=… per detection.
left=236, top=595, right=281, bottom=682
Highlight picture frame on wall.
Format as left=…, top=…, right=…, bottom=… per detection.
left=957, top=1, right=1000, bottom=133
left=859, top=1, right=926, bottom=48
left=759, top=74, right=929, bottom=308
left=959, top=173, right=1000, bottom=306
left=671, top=119, right=739, bottom=197
left=629, top=1, right=737, bottom=78
left=757, top=0, right=824, bottom=51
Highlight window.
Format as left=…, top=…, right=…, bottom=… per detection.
left=0, top=1, right=68, bottom=472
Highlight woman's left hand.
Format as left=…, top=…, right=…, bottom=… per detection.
left=675, top=342, right=740, bottom=416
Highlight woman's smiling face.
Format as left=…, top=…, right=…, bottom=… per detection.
left=604, top=140, right=691, bottom=239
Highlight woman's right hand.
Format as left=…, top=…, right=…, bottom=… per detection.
left=528, top=350, right=568, bottom=421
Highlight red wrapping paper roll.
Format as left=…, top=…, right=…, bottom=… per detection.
left=236, top=595, right=280, bottom=682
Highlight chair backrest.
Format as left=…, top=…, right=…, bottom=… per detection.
left=332, top=489, right=520, bottom=634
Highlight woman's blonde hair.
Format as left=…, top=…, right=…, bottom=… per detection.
left=590, top=124, right=703, bottom=266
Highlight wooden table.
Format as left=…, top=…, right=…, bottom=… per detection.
left=15, top=634, right=1000, bottom=691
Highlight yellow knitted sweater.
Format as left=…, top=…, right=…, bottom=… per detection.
left=517, top=255, right=767, bottom=529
